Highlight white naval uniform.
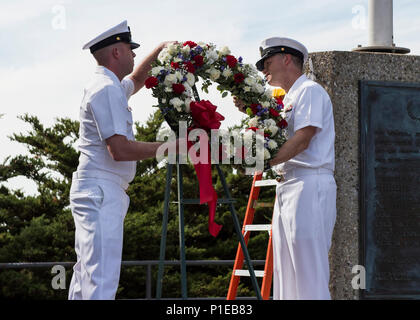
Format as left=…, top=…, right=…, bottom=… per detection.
left=271, top=74, right=337, bottom=300
left=68, top=66, right=136, bottom=300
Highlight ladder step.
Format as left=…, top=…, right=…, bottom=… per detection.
left=252, top=201, right=274, bottom=209
left=244, top=224, right=271, bottom=232
left=254, top=179, right=278, bottom=187
left=234, top=269, right=265, bottom=277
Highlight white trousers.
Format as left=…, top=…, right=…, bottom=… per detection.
left=68, top=177, right=129, bottom=300
left=272, top=173, right=336, bottom=300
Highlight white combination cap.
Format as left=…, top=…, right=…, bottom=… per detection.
left=82, top=20, right=140, bottom=53
left=256, top=37, right=308, bottom=71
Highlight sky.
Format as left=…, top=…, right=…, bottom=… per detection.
left=1, top=0, right=419, bottom=195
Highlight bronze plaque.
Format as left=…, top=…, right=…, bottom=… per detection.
left=360, top=80, right=420, bottom=299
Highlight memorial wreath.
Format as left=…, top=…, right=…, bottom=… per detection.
left=145, top=41, right=289, bottom=236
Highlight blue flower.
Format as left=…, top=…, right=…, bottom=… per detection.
left=238, top=56, right=243, bottom=63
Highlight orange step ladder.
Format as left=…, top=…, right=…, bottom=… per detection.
left=227, top=172, right=279, bottom=300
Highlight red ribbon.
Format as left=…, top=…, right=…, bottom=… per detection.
left=187, top=100, right=225, bottom=237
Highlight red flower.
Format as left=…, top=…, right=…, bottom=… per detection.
left=249, top=103, right=259, bottom=115
left=278, top=119, right=288, bottom=129
left=172, top=83, right=185, bottom=95
left=226, top=55, right=237, bottom=68
left=183, top=41, right=197, bottom=48
left=184, top=61, right=196, bottom=73
left=145, top=76, right=159, bottom=89
left=193, top=55, right=204, bottom=67
left=246, top=127, right=259, bottom=132
left=269, top=108, right=280, bottom=117
left=275, top=96, right=283, bottom=104
left=171, top=62, right=180, bottom=69
left=234, top=73, right=245, bottom=83
left=190, top=100, right=225, bottom=130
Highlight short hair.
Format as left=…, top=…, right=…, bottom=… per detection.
left=290, top=54, right=304, bottom=71
left=277, top=53, right=303, bottom=71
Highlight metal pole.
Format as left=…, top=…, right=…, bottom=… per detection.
left=177, top=159, right=188, bottom=299
left=369, top=0, right=393, bottom=47
left=156, top=162, right=173, bottom=299
left=215, top=164, right=262, bottom=300
left=146, top=264, right=152, bottom=299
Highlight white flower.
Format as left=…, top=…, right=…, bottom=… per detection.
left=209, top=68, right=221, bottom=81
left=244, top=77, right=256, bottom=86
left=164, top=87, right=173, bottom=93
left=169, top=98, right=184, bottom=112
left=269, top=125, right=279, bottom=137
left=222, top=68, right=233, bottom=78
left=158, top=49, right=169, bottom=62
left=264, top=89, right=273, bottom=99
left=151, top=66, right=164, bottom=76
left=175, top=71, right=183, bottom=82
left=244, top=86, right=251, bottom=92
left=219, top=46, right=231, bottom=56
left=264, top=119, right=276, bottom=127
left=156, top=127, right=174, bottom=141
left=261, top=101, right=271, bottom=108
left=264, top=148, right=271, bottom=160
left=206, top=50, right=219, bottom=64
left=181, top=45, right=191, bottom=54
left=248, top=117, right=259, bottom=128
left=164, top=73, right=177, bottom=86
left=268, top=140, right=278, bottom=150
left=167, top=44, right=179, bottom=55
left=186, top=72, right=195, bottom=87
left=254, top=83, right=265, bottom=94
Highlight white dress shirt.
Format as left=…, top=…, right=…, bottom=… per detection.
left=76, top=66, right=136, bottom=184
left=273, top=74, right=335, bottom=173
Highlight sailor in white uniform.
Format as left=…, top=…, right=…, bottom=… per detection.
left=68, top=21, right=176, bottom=300
left=236, top=37, right=337, bottom=299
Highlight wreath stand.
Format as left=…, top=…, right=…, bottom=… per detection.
left=155, top=87, right=262, bottom=300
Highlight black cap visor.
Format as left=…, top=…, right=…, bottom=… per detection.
left=130, top=42, right=140, bottom=50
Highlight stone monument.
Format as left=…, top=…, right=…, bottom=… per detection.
left=305, top=51, right=420, bottom=299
